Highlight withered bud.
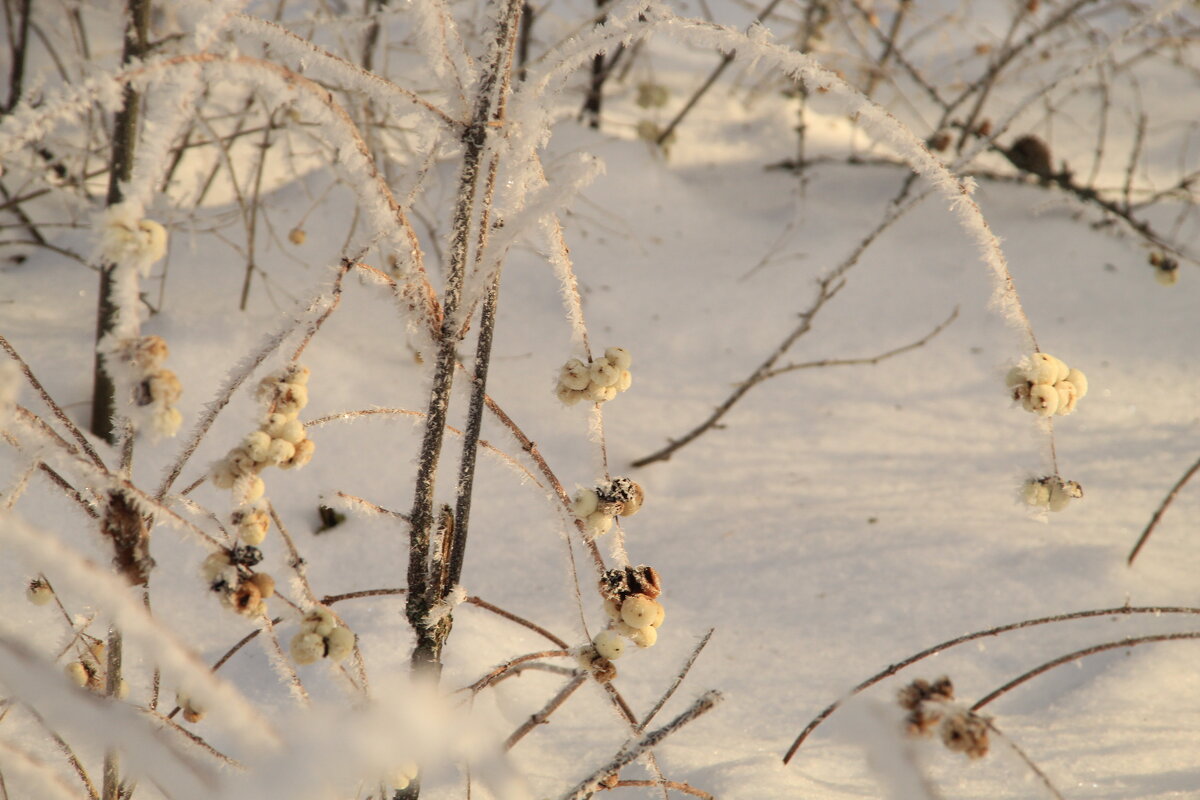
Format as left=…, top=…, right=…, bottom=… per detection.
left=897, top=676, right=954, bottom=711
left=940, top=710, right=990, bottom=759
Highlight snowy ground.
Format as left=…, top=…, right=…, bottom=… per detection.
left=1, top=1, right=1199, bottom=799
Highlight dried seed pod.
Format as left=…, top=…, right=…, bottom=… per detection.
left=939, top=710, right=990, bottom=758
left=247, top=572, right=276, bottom=599
left=26, top=578, right=53, bottom=606
left=616, top=481, right=644, bottom=516
left=897, top=676, right=954, bottom=710
left=628, top=564, right=662, bottom=599
left=288, top=227, right=307, bottom=245
left=325, top=625, right=356, bottom=662
left=148, top=370, right=182, bottom=405
left=559, top=359, right=591, bottom=391
left=290, top=632, right=326, bottom=665
left=621, top=595, right=658, bottom=628
left=231, top=582, right=263, bottom=616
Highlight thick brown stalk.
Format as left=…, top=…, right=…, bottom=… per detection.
left=404, top=0, right=524, bottom=680
left=91, top=0, right=151, bottom=445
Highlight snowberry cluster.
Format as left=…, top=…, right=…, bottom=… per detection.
left=556, top=347, right=633, bottom=406
left=113, top=335, right=182, bottom=439
left=571, top=476, right=644, bottom=537
left=897, top=676, right=989, bottom=759
left=1022, top=475, right=1083, bottom=512
left=211, top=364, right=315, bottom=504
left=201, top=546, right=276, bottom=617
left=289, top=607, right=356, bottom=665
left=1006, top=352, right=1088, bottom=417
left=25, top=577, right=53, bottom=606
left=64, top=639, right=129, bottom=699
left=99, top=201, right=167, bottom=275
left=590, top=565, right=665, bottom=661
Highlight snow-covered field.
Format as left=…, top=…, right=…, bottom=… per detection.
left=1, top=1, right=1198, bottom=798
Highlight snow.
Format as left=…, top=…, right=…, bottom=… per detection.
left=1, top=0, right=1199, bottom=798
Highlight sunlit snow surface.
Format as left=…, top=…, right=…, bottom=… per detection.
left=0, top=0, right=1198, bottom=797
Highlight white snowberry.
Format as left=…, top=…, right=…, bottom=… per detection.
left=571, top=488, right=600, bottom=518
left=593, top=630, right=625, bottom=660
left=589, top=358, right=621, bottom=388
left=628, top=625, right=657, bottom=648
left=615, top=369, right=633, bottom=393
left=325, top=625, right=356, bottom=662
left=266, top=438, right=296, bottom=466
left=1054, top=381, right=1078, bottom=415
left=1024, top=384, right=1059, bottom=416
left=290, top=632, right=325, bottom=665
left=585, top=510, right=614, bottom=537
left=620, top=595, right=658, bottom=628
left=559, top=359, right=591, bottom=391
left=1066, top=368, right=1088, bottom=398
left=586, top=383, right=617, bottom=403
left=244, top=431, right=272, bottom=462
left=1021, top=479, right=1051, bottom=507
left=605, top=347, right=632, bottom=370
left=556, top=384, right=586, bottom=406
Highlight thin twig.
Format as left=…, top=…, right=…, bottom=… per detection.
left=1127, top=453, right=1200, bottom=565
left=760, top=307, right=957, bottom=379
left=638, top=629, right=714, bottom=733
left=972, top=631, right=1200, bottom=711
left=558, top=691, right=723, bottom=800
left=504, top=673, right=587, bottom=750
left=609, top=781, right=714, bottom=799
left=783, top=605, right=1200, bottom=762
left=983, top=718, right=1065, bottom=800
